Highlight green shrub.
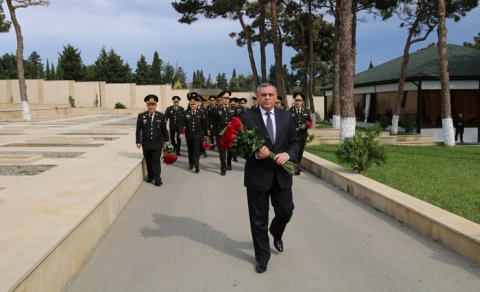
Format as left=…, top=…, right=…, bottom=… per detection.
left=401, top=116, right=416, bottom=134
left=335, top=123, right=387, bottom=173
left=378, top=115, right=389, bottom=130
left=115, top=102, right=126, bottom=109
left=68, top=96, right=76, bottom=108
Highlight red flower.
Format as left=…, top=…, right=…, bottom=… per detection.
left=162, top=153, right=178, bottom=164
left=162, top=145, right=178, bottom=165
left=307, top=121, right=313, bottom=129
left=230, top=117, right=243, bottom=132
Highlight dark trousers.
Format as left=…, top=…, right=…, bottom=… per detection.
left=246, top=176, right=294, bottom=263
left=218, top=137, right=233, bottom=171
left=455, top=128, right=464, bottom=143
left=298, top=138, right=307, bottom=164
left=186, top=137, right=201, bottom=169
left=170, top=128, right=182, bottom=155
left=143, top=148, right=162, bottom=179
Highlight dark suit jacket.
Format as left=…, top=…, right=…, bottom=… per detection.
left=241, top=108, right=300, bottom=192
left=136, top=111, right=169, bottom=150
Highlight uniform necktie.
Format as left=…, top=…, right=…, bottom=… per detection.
left=149, top=113, right=153, bottom=123
left=266, top=111, right=274, bottom=143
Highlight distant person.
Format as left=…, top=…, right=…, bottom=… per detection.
left=289, top=92, right=312, bottom=175
left=136, top=94, right=170, bottom=186
left=180, top=92, right=208, bottom=173
left=454, top=113, right=465, bottom=143
left=251, top=96, right=258, bottom=110
left=212, top=90, right=237, bottom=175
left=165, top=96, right=184, bottom=156
left=240, top=82, right=300, bottom=273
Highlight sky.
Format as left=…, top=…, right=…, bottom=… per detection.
left=1, top=0, right=479, bottom=82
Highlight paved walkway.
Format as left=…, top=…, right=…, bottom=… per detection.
left=66, top=147, right=480, bottom=291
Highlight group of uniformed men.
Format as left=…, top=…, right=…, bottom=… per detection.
left=135, top=90, right=312, bottom=185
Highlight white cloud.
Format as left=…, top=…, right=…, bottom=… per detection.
left=1, top=1, right=479, bottom=79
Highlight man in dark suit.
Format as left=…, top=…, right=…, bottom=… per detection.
left=180, top=92, right=208, bottom=173
left=240, top=83, right=300, bottom=273
left=136, top=94, right=170, bottom=186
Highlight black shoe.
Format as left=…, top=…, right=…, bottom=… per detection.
left=189, top=165, right=194, bottom=170
left=227, top=166, right=232, bottom=171
left=294, top=170, right=301, bottom=175
left=255, top=261, right=268, bottom=273
left=154, top=179, right=162, bottom=186
left=195, top=168, right=200, bottom=173
left=203, top=152, right=208, bottom=158
left=220, top=169, right=226, bottom=176
left=176, top=153, right=181, bottom=157
left=233, top=157, right=238, bottom=162
left=145, top=176, right=154, bottom=183
left=273, top=238, right=283, bottom=253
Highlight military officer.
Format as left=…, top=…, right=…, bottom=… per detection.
left=198, top=96, right=209, bottom=158
left=212, top=90, right=237, bottom=175
left=180, top=92, right=208, bottom=173
left=251, top=96, right=258, bottom=110
left=165, top=96, right=184, bottom=156
left=206, top=95, right=218, bottom=149
left=289, top=92, right=312, bottom=175
left=237, top=97, right=249, bottom=115
left=136, top=94, right=170, bottom=186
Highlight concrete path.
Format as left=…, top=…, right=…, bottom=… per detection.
left=66, top=147, right=480, bottom=292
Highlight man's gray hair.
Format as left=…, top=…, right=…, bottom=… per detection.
left=256, top=82, right=277, bottom=94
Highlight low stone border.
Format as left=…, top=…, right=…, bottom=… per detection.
left=301, top=152, right=480, bottom=263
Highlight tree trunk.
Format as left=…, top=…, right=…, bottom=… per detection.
left=6, top=0, right=31, bottom=121
left=235, top=5, right=260, bottom=87
left=270, top=0, right=287, bottom=101
left=307, top=0, right=315, bottom=112
left=332, top=0, right=341, bottom=128
left=437, top=0, right=454, bottom=146
left=392, top=19, right=419, bottom=135
left=258, top=0, right=267, bottom=83
left=338, top=0, right=355, bottom=139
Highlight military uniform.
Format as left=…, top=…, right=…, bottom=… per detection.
left=181, top=93, right=208, bottom=173
left=136, top=94, right=169, bottom=186
left=165, top=96, right=184, bottom=156
left=212, top=90, right=237, bottom=175
left=289, top=92, right=312, bottom=174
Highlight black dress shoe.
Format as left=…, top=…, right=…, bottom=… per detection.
left=195, top=168, right=200, bottom=173
left=227, top=166, right=232, bottom=171
left=273, top=238, right=283, bottom=252
left=255, top=262, right=268, bottom=273
left=294, top=169, right=301, bottom=175
left=189, top=165, right=194, bottom=170
left=203, top=152, right=208, bottom=158
left=154, top=179, right=162, bottom=186
left=233, top=157, right=238, bottom=162
left=220, top=169, right=226, bottom=176
left=145, top=176, right=154, bottom=183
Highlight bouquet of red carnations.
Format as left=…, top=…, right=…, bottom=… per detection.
left=307, top=120, right=313, bottom=129
left=220, top=117, right=297, bottom=175
left=202, top=136, right=213, bottom=149
left=161, top=144, right=178, bottom=165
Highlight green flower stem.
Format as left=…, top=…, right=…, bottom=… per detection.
left=267, top=152, right=297, bottom=175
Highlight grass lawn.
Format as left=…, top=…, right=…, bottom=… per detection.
left=305, top=144, right=480, bottom=224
